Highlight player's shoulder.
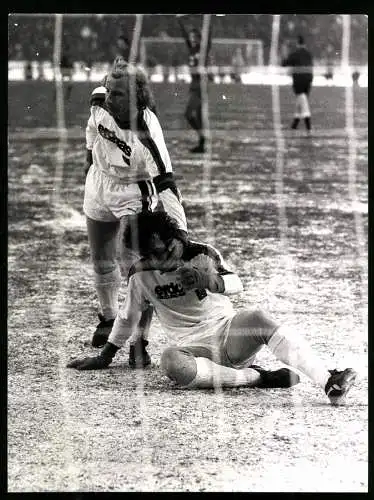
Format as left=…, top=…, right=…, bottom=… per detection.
left=89, top=86, right=107, bottom=107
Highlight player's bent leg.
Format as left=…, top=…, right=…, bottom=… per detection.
left=161, top=346, right=262, bottom=389
left=223, top=310, right=301, bottom=389
left=224, top=309, right=278, bottom=366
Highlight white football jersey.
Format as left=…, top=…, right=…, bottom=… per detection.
left=86, top=86, right=173, bottom=181
left=109, top=242, right=243, bottom=348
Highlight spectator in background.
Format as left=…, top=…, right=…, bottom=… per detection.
left=231, top=47, right=245, bottom=83
left=281, top=35, right=313, bottom=133
left=25, top=61, right=33, bottom=80
left=324, top=43, right=335, bottom=82
left=13, top=43, right=24, bottom=61
left=52, top=42, right=74, bottom=101
left=352, top=67, right=360, bottom=86
left=111, top=34, right=131, bottom=62
left=60, top=42, right=74, bottom=99
left=80, top=25, right=95, bottom=80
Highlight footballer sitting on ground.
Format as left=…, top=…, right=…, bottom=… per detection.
left=68, top=212, right=357, bottom=406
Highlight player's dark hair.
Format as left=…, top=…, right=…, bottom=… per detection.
left=297, top=35, right=305, bottom=45
left=123, top=211, right=183, bottom=257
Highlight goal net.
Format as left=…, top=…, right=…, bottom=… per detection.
left=140, top=36, right=264, bottom=73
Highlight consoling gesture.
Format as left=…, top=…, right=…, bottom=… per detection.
left=68, top=211, right=357, bottom=406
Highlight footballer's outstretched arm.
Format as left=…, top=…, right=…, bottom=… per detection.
left=177, top=16, right=192, bottom=50
left=67, top=276, right=146, bottom=370
left=66, top=313, right=139, bottom=371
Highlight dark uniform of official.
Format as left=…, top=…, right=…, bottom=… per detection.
left=282, top=43, right=313, bottom=95
left=282, top=37, right=313, bottom=131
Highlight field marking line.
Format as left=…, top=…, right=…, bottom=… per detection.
left=8, top=128, right=368, bottom=141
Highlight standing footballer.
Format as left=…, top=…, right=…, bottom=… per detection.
left=176, top=14, right=212, bottom=153
left=281, top=35, right=314, bottom=133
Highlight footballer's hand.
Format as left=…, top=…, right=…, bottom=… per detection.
left=168, top=238, right=184, bottom=261
left=66, top=355, right=110, bottom=371
left=177, top=266, right=210, bottom=291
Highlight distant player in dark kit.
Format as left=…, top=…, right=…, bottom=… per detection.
left=176, top=15, right=212, bottom=153
left=60, top=42, right=74, bottom=100
left=282, top=35, right=313, bottom=132
left=53, top=41, right=74, bottom=101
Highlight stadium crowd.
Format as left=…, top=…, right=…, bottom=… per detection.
left=9, top=14, right=368, bottom=68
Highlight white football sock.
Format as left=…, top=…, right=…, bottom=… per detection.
left=295, top=95, right=303, bottom=118
left=184, top=357, right=261, bottom=389
left=94, top=266, right=121, bottom=320
left=268, top=325, right=330, bottom=389
left=300, top=93, right=311, bottom=117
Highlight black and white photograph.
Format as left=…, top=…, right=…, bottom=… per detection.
left=7, top=13, right=368, bottom=492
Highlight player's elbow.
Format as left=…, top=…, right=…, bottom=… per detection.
left=222, top=273, right=243, bottom=294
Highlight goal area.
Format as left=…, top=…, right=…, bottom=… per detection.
left=140, top=37, right=264, bottom=70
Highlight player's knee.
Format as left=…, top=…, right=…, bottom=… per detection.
left=92, top=258, right=117, bottom=275
left=250, top=308, right=278, bottom=330
left=160, top=347, right=197, bottom=386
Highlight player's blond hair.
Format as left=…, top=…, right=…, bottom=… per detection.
left=108, top=56, right=157, bottom=112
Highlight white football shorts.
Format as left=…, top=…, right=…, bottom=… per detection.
left=179, top=312, right=261, bottom=369
left=83, top=164, right=158, bottom=222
